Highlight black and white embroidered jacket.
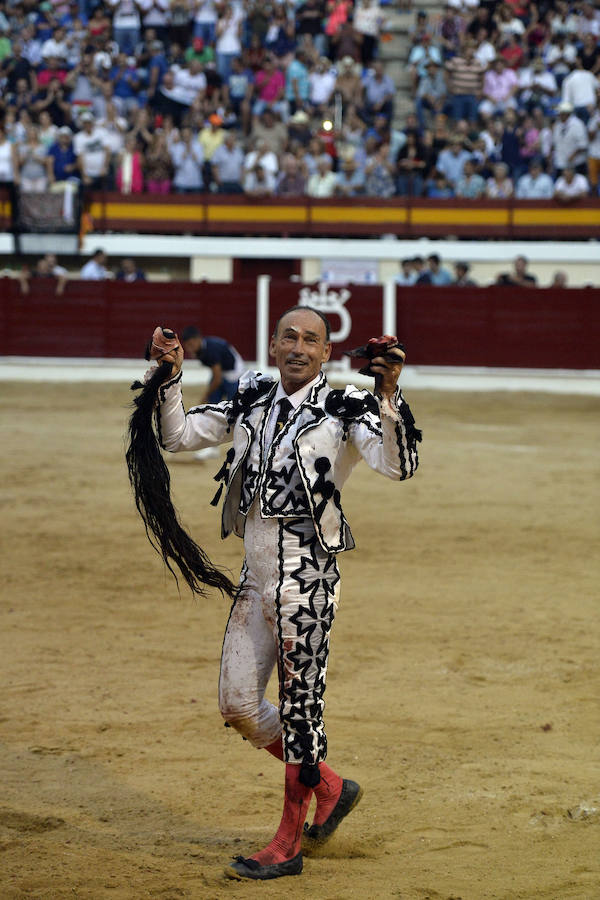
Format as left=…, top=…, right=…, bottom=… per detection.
left=156, top=369, right=420, bottom=555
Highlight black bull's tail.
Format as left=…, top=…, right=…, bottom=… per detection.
left=126, top=363, right=237, bottom=599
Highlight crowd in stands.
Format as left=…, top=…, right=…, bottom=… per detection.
left=395, top=252, right=569, bottom=285
left=0, top=0, right=598, bottom=204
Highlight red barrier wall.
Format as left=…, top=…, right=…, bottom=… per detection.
left=2, top=277, right=599, bottom=369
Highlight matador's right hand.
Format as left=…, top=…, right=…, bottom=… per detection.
left=146, top=326, right=184, bottom=380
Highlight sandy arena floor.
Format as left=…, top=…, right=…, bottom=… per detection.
left=1, top=381, right=599, bottom=900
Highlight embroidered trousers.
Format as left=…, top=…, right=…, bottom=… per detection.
left=218, top=504, right=340, bottom=766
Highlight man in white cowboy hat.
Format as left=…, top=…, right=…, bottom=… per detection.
left=552, top=100, right=589, bottom=175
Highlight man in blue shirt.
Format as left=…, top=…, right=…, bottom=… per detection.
left=181, top=325, right=245, bottom=403
left=47, top=127, right=79, bottom=182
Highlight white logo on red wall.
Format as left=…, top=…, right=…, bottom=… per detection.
left=298, top=283, right=352, bottom=343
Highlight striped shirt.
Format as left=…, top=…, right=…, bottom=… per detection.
left=445, top=56, right=484, bottom=95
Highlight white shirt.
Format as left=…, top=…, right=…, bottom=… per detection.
left=172, top=66, right=207, bottom=105
left=588, top=112, right=600, bottom=158
left=307, top=170, right=338, bottom=197
left=561, top=69, right=599, bottom=108
left=80, top=259, right=109, bottom=280
left=244, top=149, right=278, bottom=177
left=552, top=114, right=589, bottom=169
left=554, top=173, right=590, bottom=198
left=138, top=0, right=170, bottom=26
left=73, top=127, right=110, bottom=177
left=107, top=0, right=141, bottom=27
left=309, top=70, right=336, bottom=105
left=41, top=37, right=68, bottom=60
left=516, top=172, right=555, bottom=199
left=475, top=40, right=496, bottom=69
left=263, top=373, right=321, bottom=449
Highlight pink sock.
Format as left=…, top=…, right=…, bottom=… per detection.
left=250, top=763, right=312, bottom=865
left=263, top=739, right=343, bottom=827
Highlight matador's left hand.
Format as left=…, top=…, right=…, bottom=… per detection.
left=370, top=346, right=406, bottom=399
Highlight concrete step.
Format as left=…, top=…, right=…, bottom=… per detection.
left=379, top=34, right=412, bottom=60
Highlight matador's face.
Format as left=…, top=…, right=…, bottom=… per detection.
left=270, top=309, right=331, bottom=395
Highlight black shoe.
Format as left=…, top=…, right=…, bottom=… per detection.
left=225, top=852, right=303, bottom=880
left=303, top=779, right=363, bottom=846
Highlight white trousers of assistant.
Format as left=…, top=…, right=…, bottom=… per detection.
left=218, top=504, right=340, bottom=766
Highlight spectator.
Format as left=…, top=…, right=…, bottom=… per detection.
left=17, top=126, right=49, bottom=192
left=287, top=109, right=313, bottom=147
left=515, top=157, right=552, bottom=198
left=363, top=60, right=395, bottom=123
left=474, top=28, right=497, bottom=71
left=253, top=55, right=287, bottom=120
left=455, top=156, right=486, bottom=197
left=108, top=0, right=142, bottom=56
left=486, top=160, right=513, bottom=197
left=425, top=170, right=454, bottom=197
left=334, top=56, right=364, bottom=110
left=265, top=6, right=297, bottom=68
left=413, top=256, right=432, bottom=284
left=199, top=114, right=226, bottom=186
left=335, top=152, right=365, bottom=196
left=329, top=11, right=362, bottom=63
left=31, top=254, right=68, bottom=296
left=445, top=42, right=484, bottom=124
left=518, top=57, right=558, bottom=115
left=496, top=254, right=537, bottom=286
left=147, top=40, right=170, bottom=101
left=579, top=33, right=600, bottom=76
left=396, top=131, right=426, bottom=197
left=0, top=125, right=19, bottom=187
left=395, top=258, right=417, bottom=286
left=408, top=33, right=442, bottom=97
left=144, top=130, right=173, bottom=194
left=436, top=135, right=471, bottom=187
left=285, top=50, right=310, bottom=116
left=80, top=248, right=111, bottom=280
left=116, top=257, right=147, bottom=281
left=211, top=131, right=245, bottom=193
left=243, top=158, right=276, bottom=197
left=47, top=125, right=78, bottom=185
left=415, top=60, right=447, bottom=131
left=116, top=133, right=144, bottom=194
left=554, top=166, right=590, bottom=202
left=193, top=0, right=218, bottom=46
left=296, top=0, right=328, bottom=58
left=454, top=261, right=477, bottom=285
left=480, top=56, right=518, bottom=119
left=251, top=107, right=288, bottom=156
left=224, top=56, right=253, bottom=133
left=307, top=154, right=338, bottom=196
left=353, top=0, right=385, bottom=67
left=550, top=271, right=568, bottom=288
left=427, top=253, right=453, bottom=285
left=36, top=110, right=56, bottom=149
left=364, top=142, right=395, bottom=197
left=308, top=56, right=336, bottom=116
left=73, top=111, right=112, bottom=190
left=276, top=154, right=307, bottom=196
left=561, top=58, right=599, bottom=123
left=499, top=31, right=524, bottom=71
left=588, top=98, right=600, bottom=195
left=552, top=100, right=588, bottom=175
left=170, top=125, right=205, bottom=192
left=244, top=138, right=279, bottom=184
left=544, top=29, right=577, bottom=88
left=215, top=3, right=243, bottom=83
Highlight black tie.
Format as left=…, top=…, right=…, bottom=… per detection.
left=276, top=397, right=293, bottom=432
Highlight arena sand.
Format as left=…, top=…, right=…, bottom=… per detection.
left=1, top=382, right=598, bottom=900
